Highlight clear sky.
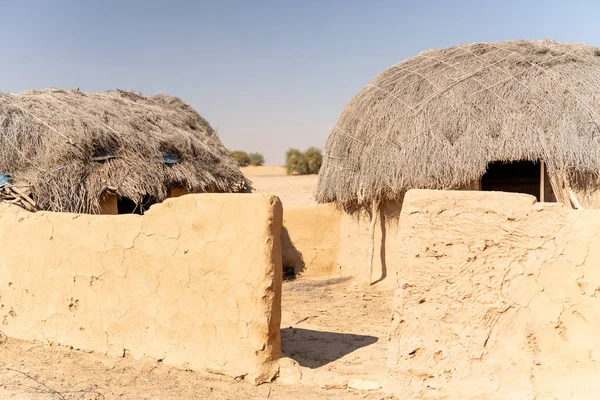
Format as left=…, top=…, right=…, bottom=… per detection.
left=1, top=1, right=599, bottom=164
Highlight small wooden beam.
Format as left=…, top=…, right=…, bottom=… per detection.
left=8, top=185, right=36, bottom=208
left=567, top=187, right=584, bottom=210
left=540, top=161, right=545, bottom=202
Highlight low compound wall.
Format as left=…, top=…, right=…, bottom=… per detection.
left=386, top=189, right=600, bottom=399
left=0, top=194, right=283, bottom=384
left=282, top=202, right=403, bottom=284
left=282, top=204, right=342, bottom=277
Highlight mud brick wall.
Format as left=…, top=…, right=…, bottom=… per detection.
left=0, top=194, right=282, bottom=384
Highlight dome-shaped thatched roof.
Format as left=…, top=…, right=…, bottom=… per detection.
left=316, top=39, right=600, bottom=207
left=0, top=89, right=250, bottom=213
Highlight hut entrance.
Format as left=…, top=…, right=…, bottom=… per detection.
left=481, top=160, right=556, bottom=202
left=100, top=190, right=186, bottom=215
left=117, top=195, right=157, bottom=215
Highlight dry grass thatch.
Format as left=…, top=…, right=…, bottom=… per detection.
left=0, top=89, right=250, bottom=213
left=316, top=39, right=600, bottom=207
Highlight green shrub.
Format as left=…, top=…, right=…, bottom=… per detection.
left=230, top=150, right=250, bottom=167
left=285, top=148, right=322, bottom=175
left=248, top=153, right=265, bottom=166
left=285, top=148, right=308, bottom=175
left=304, top=147, right=323, bottom=174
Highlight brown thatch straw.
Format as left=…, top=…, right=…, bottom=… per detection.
left=0, top=89, right=250, bottom=213
left=316, top=39, right=600, bottom=207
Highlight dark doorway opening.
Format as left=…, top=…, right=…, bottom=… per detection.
left=481, top=160, right=555, bottom=202
left=117, top=195, right=157, bottom=215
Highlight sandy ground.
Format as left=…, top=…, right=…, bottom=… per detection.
left=1, top=167, right=393, bottom=399
left=0, top=278, right=393, bottom=399
left=281, top=278, right=392, bottom=386
left=242, top=166, right=319, bottom=207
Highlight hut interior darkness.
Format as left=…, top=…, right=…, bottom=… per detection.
left=480, top=160, right=556, bottom=202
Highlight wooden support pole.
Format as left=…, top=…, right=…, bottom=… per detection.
left=367, top=201, right=379, bottom=285
left=540, top=161, right=545, bottom=202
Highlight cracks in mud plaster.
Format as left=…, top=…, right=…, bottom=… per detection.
left=2, top=196, right=281, bottom=385
left=44, top=216, right=55, bottom=240
left=390, top=194, right=600, bottom=398
left=122, top=226, right=143, bottom=250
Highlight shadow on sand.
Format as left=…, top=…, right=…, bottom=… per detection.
left=281, top=327, right=378, bottom=369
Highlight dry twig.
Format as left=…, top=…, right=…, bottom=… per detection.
left=0, top=367, right=105, bottom=399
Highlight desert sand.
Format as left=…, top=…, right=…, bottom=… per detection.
left=242, top=166, right=319, bottom=207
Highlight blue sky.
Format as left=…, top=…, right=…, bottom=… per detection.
left=1, top=1, right=599, bottom=164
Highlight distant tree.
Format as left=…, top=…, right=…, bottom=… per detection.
left=248, top=153, right=265, bottom=166
left=285, top=148, right=308, bottom=175
left=230, top=150, right=250, bottom=167
left=304, top=147, right=323, bottom=174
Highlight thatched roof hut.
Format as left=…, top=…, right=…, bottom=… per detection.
left=0, top=89, right=249, bottom=214
left=316, top=39, right=600, bottom=209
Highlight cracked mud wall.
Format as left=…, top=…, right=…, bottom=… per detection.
left=386, top=189, right=600, bottom=399
left=0, top=194, right=283, bottom=384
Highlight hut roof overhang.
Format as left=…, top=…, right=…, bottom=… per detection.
left=316, top=39, right=600, bottom=207
left=0, top=89, right=249, bottom=213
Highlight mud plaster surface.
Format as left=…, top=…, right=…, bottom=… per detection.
left=387, top=189, right=600, bottom=399
left=0, top=194, right=282, bottom=384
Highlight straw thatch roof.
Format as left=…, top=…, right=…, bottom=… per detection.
left=316, top=39, right=600, bottom=207
left=0, top=89, right=250, bottom=213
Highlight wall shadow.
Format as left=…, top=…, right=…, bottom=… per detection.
left=281, top=226, right=305, bottom=279
left=281, top=327, right=378, bottom=368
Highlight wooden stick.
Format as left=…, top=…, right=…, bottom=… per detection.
left=20, top=201, right=35, bottom=212
left=540, top=161, right=545, bottom=202
left=8, top=186, right=36, bottom=208
left=367, top=201, right=379, bottom=285
left=567, top=187, right=583, bottom=210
